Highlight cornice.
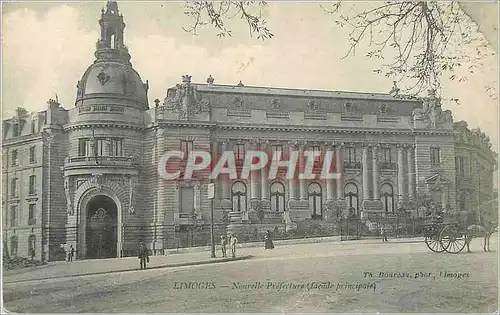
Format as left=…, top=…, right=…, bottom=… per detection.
left=64, top=121, right=145, bottom=131
left=2, top=134, right=44, bottom=146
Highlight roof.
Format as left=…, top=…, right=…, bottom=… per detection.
left=189, top=83, right=420, bottom=102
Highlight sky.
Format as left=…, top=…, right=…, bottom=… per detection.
left=2, top=1, right=498, bottom=153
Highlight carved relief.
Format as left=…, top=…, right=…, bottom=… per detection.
left=64, top=177, right=74, bottom=215
left=90, top=174, right=104, bottom=190
left=379, top=104, right=389, bottom=115
left=128, top=175, right=138, bottom=214
left=76, top=81, right=84, bottom=99
left=164, top=75, right=210, bottom=120
left=97, top=69, right=110, bottom=85
left=90, top=208, right=111, bottom=221
left=270, top=98, right=281, bottom=110
left=412, top=89, right=453, bottom=128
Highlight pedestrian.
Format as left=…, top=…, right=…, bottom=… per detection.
left=138, top=242, right=149, bottom=269
left=220, top=235, right=227, bottom=258
left=68, top=245, right=75, bottom=262
left=381, top=225, right=388, bottom=242
left=264, top=230, right=274, bottom=250
left=229, top=234, right=238, bottom=258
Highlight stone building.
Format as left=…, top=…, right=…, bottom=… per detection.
left=2, top=1, right=497, bottom=261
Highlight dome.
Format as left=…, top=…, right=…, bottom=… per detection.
left=76, top=60, right=148, bottom=109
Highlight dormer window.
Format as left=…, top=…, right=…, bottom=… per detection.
left=12, top=123, right=19, bottom=137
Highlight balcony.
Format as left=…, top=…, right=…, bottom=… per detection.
left=343, top=161, right=362, bottom=170
left=173, top=213, right=195, bottom=226
left=63, top=156, right=139, bottom=174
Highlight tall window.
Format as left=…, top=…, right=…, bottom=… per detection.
left=347, top=147, right=357, bottom=163
left=29, top=146, right=36, bottom=163
left=12, top=123, right=19, bottom=137
left=28, top=235, right=36, bottom=257
left=78, top=138, right=89, bottom=156
left=10, top=205, right=18, bottom=226
left=381, top=184, right=394, bottom=213
left=95, top=138, right=107, bottom=156
left=29, top=175, right=36, bottom=194
left=11, top=178, right=18, bottom=197
left=231, top=181, right=247, bottom=212
left=234, top=144, right=245, bottom=163
left=29, top=204, right=36, bottom=224
left=344, top=183, right=359, bottom=215
left=309, top=145, right=322, bottom=165
left=430, top=147, right=441, bottom=166
left=11, top=149, right=18, bottom=166
left=10, top=236, right=18, bottom=256
left=110, top=138, right=123, bottom=156
left=271, top=145, right=283, bottom=160
left=270, top=182, right=285, bottom=212
left=179, top=187, right=194, bottom=214
left=31, top=121, right=36, bottom=134
left=456, top=156, right=467, bottom=177
left=308, top=182, right=323, bottom=218
left=181, top=140, right=193, bottom=160
left=383, top=147, right=392, bottom=162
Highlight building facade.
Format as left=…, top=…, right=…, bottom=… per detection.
left=2, top=1, right=497, bottom=261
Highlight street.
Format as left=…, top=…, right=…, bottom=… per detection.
left=3, top=238, right=498, bottom=313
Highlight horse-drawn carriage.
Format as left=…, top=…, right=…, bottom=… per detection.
left=423, top=209, right=497, bottom=254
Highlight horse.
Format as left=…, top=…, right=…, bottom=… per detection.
left=465, top=221, right=498, bottom=253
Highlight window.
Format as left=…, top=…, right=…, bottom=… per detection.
left=179, top=187, right=194, bottom=214
left=29, top=204, right=36, bottom=224
left=309, top=145, right=322, bottom=164
left=10, top=205, right=18, bottom=226
left=383, top=148, right=392, bottom=162
left=10, top=236, right=18, bottom=256
left=231, top=181, right=247, bottom=212
left=270, top=182, right=285, bottom=212
left=380, top=184, right=394, bottom=213
left=11, top=150, right=18, bottom=166
left=347, top=147, right=357, bottom=163
left=78, top=138, right=89, bottom=156
left=28, top=235, right=36, bottom=258
left=31, top=121, right=36, bottom=134
left=29, top=175, right=36, bottom=194
left=430, top=147, right=441, bottom=166
left=11, top=178, right=18, bottom=197
left=12, top=123, right=19, bottom=137
left=233, top=144, right=245, bottom=163
left=344, top=183, right=359, bottom=216
left=181, top=140, right=193, bottom=160
left=308, top=182, right=323, bottom=219
left=110, top=138, right=123, bottom=156
left=271, top=145, right=283, bottom=160
left=96, top=138, right=106, bottom=156
left=29, top=146, right=36, bottom=163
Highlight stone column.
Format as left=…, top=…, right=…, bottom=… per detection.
left=299, top=144, right=307, bottom=200
left=372, top=145, right=380, bottom=200
left=261, top=142, right=270, bottom=200
left=154, top=127, right=165, bottom=255
left=221, top=141, right=231, bottom=200
left=250, top=142, right=260, bottom=200
left=336, top=145, right=344, bottom=199
left=397, top=145, right=405, bottom=204
left=362, top=145, right=370, bottom=200
left=288, top=142, right=297, bottom=200
left=407, top=145, right=415, bottom=201
left=326, top=144, right=335, bottom=201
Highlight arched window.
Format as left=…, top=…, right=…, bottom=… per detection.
left=270, top=182, right=285, bottom=212
left=10, top=236, right=18, bottom=256
left=381, top=184, right=394, bottom=213
left=344, top=183, right=359, bottom=215
left=231, top=181, right=247, bottom=212
left=308, top=182, right=322, bottom=218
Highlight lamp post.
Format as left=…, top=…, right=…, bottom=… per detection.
left=208, top=182, right=216, bottom=258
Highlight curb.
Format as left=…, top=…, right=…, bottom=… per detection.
left=4, top=255, right=254, bottom=284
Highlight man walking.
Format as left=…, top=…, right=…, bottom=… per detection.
left=381, top=225, right=388, bottom=242
left=138, top=242, right=149, bottom=269
left=220, top=235, right=227, bottom=258
left=68, top=245, right=75, bottom=262
left=229, top=234, right=238, bottom=258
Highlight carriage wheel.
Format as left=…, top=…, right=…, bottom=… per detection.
left=440, top=225, right=466, bottom=254
left=425, top=235, right=445, bottom=253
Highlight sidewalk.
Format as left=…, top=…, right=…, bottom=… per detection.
left=3, top=236, right=424, bottom=284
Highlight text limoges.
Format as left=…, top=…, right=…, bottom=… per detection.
left=173, top=281, right=217, bottom=289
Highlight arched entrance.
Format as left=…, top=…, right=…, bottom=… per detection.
left=85, top=195, right=118, bottom=259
